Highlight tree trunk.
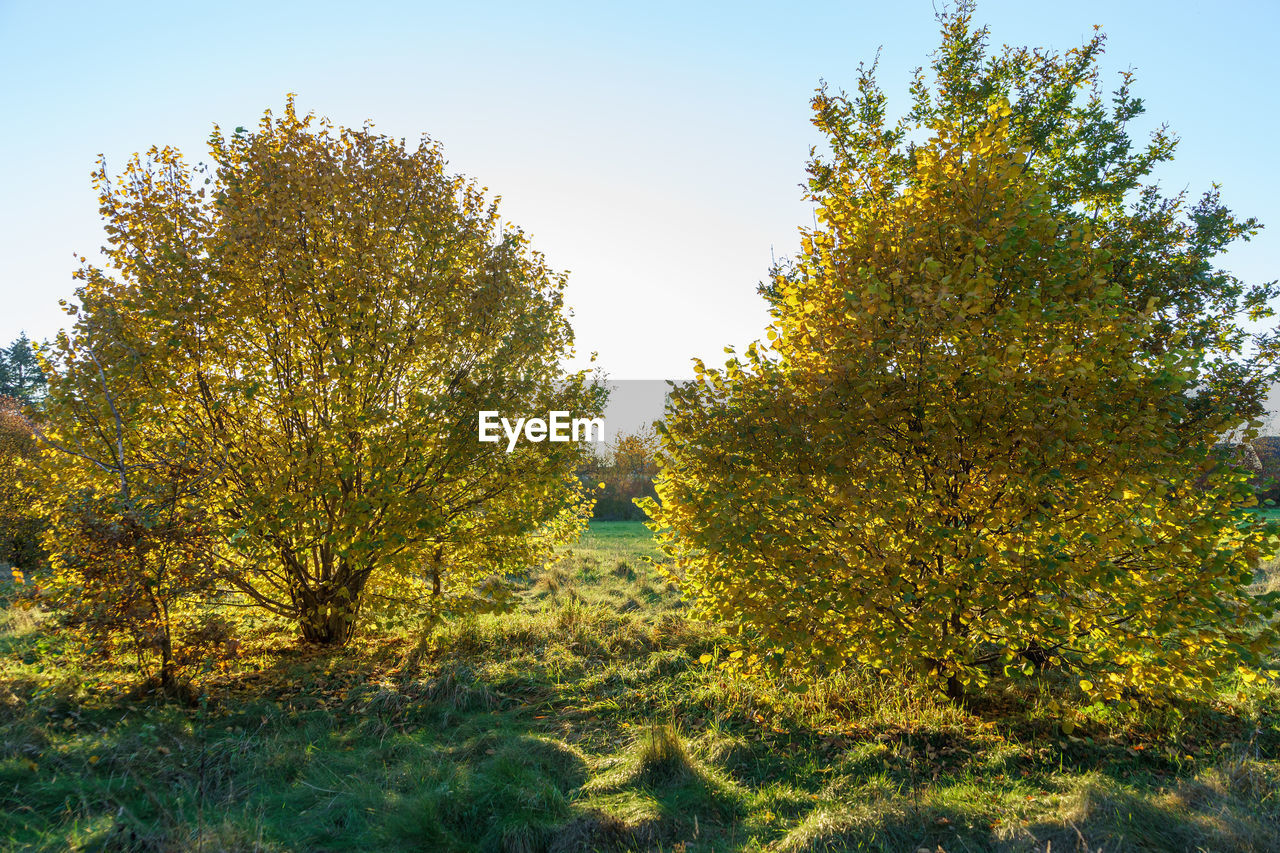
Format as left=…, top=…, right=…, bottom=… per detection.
left=295, top=560, right=367, bottom=646
left=922, top=656, right=969, bottom=706
left=299, top=604, right=359, bottom=645
left=431, top=544, right=444, bottom=597
left=159, top=630, right=175, bottom=689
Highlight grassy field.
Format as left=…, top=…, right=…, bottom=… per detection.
left=2, top=521, right=1279, bottom=852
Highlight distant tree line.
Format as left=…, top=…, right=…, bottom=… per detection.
left=579, top=426, right=660, bottom=521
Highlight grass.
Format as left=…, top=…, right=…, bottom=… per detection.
left=1, top=522, right=1278, bottom=851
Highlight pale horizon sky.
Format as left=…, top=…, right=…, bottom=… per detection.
left=2, top=1, right=1277, bottom=381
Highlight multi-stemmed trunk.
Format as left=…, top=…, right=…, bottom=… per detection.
left=288, top=551, right=371, bottom=646
left=297, top=594, right=363, bottom=645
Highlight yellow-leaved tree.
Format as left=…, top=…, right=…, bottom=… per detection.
left=0, top=395, right=44, bottom=573
left=646, top=93, right=1277, bottom=702
left=49, top=97, right=601, bottom=647
left=24, top=323, right=223, bottom=694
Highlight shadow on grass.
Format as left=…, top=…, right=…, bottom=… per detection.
left=773, top=768, right=1280, bottom=852
left=378, top=733, right=590, bottom=852
left=3, top=573, right=1279, bottom=852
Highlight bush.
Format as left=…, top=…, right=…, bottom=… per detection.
left=646, top=9, right=1278, bottom=703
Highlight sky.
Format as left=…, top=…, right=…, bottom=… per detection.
left=1, top=0, right=1277, bottom=381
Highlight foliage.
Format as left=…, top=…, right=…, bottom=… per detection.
left=30, top=330, right=223, bottom=691
left=1247, top=436, right=1280, bottom=507
left=61, top=96, right=601, bottom=645
left=0, top=396, right=45, bottom=571
left=761, top=2, right=1277, bottom=424
left=0, top=334, right=47, bottom=406
left=579, top=425, right=661, bottom=521
left=647, top=11, right=1278, bottom=703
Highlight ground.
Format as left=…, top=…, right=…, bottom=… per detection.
left=2, top=521, right=1279, bottom=852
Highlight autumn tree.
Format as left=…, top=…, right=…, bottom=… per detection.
left=1242, top=436, right=1280, bottom=506
left=648, top=16, right=1277, bottom=702
left=0, top=395, right=44, bottom=571
left=580, top=425, right=661, bottom=521
left=25, top=333, right=221, bottom=693
left=0, top=337, right=51, bottom=571
left=64, top=97, right=601, bottom=645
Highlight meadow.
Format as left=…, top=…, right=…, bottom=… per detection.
left=2, top=521, right=1279, bottom=852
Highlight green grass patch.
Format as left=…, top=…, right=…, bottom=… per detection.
left=2, top=521, right=1279, bottom=851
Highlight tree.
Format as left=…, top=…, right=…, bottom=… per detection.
left=0, top=395, right=45, bottom=570
left=1240, top=436, right=1280, bottom=507
left=60, top=97, right=601, bottom=645
left=17, top=332, right=222, bottom=693
left=580, top=425, right=661, bottom=521
left=647, top=15, right=1277, bottom=702
left=0, top=337, right=52, bottom=573
left=0, top=334, right=48, bottom=405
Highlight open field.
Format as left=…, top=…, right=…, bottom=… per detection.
left=2, top=521, right=1280, bottom=852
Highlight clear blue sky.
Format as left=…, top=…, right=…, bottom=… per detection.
left=2, top=1, right=1276, bottom=379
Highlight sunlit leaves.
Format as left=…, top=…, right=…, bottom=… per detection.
left=648, top=50, right=1277, bottom=704
left=47, top=97, right=600, bottom=646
